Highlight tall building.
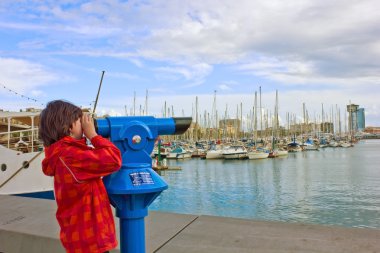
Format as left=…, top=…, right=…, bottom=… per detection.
left=346, top=104, right=366, bottom=133
left=346, top=104, right=359, bottom=133
left=357, top=108, right=365, bottom=131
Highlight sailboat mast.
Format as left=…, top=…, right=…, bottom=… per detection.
left=145, top=89, right=148, bottom=116
left=254, top=91, right=258, bottom=144
left=259, top=86, right=262, bottom=139
left=133, top=91, right=136, bottom=116
left=224, top=104, right=228, bottom=141
left=272, top=90, right=279, bottom=150
left=275, top=90, right=279, bottom=133
left=240, top=102, right=243, bottom=138
left=321, top=103, right=324, bottom=134
left=195, top=96, right=198, bottom=141
left=215, top=95, right=218, bottom=139
left=164, top=101, right=167, bottom=117
left=212, top=90, right=217, bottom=139
left=302, top=102, right=306, bottom=143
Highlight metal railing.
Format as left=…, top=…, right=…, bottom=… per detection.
left=0, top=128, right=42, bottom=152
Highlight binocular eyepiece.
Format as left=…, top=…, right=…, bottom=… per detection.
left=171, top=117, right=193, bottom=135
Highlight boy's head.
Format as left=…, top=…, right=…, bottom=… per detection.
left=39, top=100, right=83, bottom=146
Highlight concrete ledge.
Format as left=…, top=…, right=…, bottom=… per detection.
left=1, top=195, right=380, bottom=253
left=157, top=215, right=380, bottom=253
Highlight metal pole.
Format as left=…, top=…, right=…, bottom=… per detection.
left=92, top=71, right=105, bottom=115
left=120, top=218, right=145, bottom=253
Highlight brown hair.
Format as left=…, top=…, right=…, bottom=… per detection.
left=39, top=100, right=83, bottom=146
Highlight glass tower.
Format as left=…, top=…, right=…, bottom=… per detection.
left=357, top=108, right=365, bottom=131
left=346, top=104, right=359, bottom=134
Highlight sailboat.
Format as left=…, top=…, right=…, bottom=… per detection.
left=222, top=144, right=248, bottom=160
left=302, top=138, right=319, bottom=151
left=248, top=148, right=269, bottom=159
left=166, top=145, right=192, bottom=159
left=287, top=134, right=302, bottom=152
left=248, top=91, right=269, bottom=160
left=206, top=142, right=224, bottom=159
left=268, top=90, right=288, bottom=158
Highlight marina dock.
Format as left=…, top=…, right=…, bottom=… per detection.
left=1, top=195, right=379, bottom=253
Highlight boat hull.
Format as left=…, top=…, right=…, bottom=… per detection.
left=206, top=150, right=223, bottom=159
left=223, top=153, right=248, bottom=160
left=0, top=146, right=53, bottom=195
left=167, top=152, right=192, bottom=159
left=248, top=152, right=269, bottom=160
left=303, top=145, right=319, bottom=151
left=277, top=150, right=289, bottom=156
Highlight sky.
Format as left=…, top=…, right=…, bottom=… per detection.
left=0, top=0, right=380, bottom=128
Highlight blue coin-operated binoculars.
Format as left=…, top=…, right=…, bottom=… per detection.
left=95, top=116, right=192, bottom=253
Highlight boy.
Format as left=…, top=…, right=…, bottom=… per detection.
left=39, top=100, right=121, bottom=253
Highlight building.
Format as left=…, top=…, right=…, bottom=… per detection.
left=364, top=127, right=380, bottom=134
left=346, top=104, right=359, bottom=133
left=346, top=104, right=366, bottom=133
left=357, top=108, right=365, bottom=131
left=320, top=122, right=334, bottom=134
left=219, top=119, right=241, bottom=137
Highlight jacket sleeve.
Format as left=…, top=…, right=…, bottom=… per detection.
left=61, top=135, right=122, bottom=181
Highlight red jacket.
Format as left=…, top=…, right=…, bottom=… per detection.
left=42, top=135, right=122, bottom=253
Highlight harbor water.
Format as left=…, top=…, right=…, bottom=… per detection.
left=150, top=139, right=380, bottom=229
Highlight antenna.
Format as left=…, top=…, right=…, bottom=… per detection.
left=92, top=70, right=105, bottom=115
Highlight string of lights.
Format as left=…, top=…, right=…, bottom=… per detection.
left=1, top=83, right=45, bottom=106
left=2, top=83, right=95, bottom=109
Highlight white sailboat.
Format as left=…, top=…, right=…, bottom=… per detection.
left=269, top=90, right=288, bottom=158
left=248, top=149, right=269, bottom=159
left=206, top=143, right=224, bottom=159
left=223, top=145, right=248, bottom=160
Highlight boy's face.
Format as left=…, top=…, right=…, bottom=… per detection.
left=70, top=117, right=83, bottom=140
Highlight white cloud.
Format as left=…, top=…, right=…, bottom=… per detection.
left=0, top=57, right=57, bottom=94
left=218, top=84, right=231, bottom=90
left=129, top=58, right=144, bottom=68
left=154, top=63, right=212, bottom=87
left=237, top=56, right=380, bottom=86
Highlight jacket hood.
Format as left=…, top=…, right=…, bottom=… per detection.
left=42, top=136, right=87, bottom=176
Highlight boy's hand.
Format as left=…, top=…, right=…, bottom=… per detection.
left=81, top=113, right=97, bottom=139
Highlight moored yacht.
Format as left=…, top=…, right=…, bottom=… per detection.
left=205, top=144, right=224, bottom=159
left=302, top=139, right=319, bottom=151
left=247, top=149, right=269, bottom=159
left=166, top=146, right=192, bottom=159
left=287, top=142, right=302, bottom=152
left=223, top=145, right=248, bottom=160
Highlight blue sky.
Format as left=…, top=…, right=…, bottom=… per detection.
left=0, top=0, right=379, bottom=128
